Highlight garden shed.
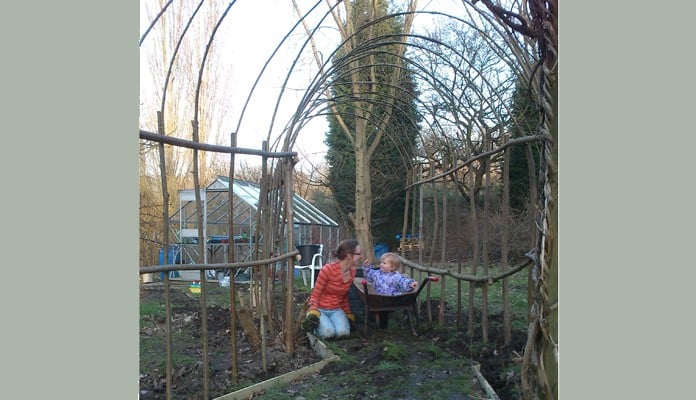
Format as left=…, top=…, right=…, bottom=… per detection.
left=167, top=176, right=339, bottom=272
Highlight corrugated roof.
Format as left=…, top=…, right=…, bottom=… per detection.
left=208, top=176, right=338, bottom=227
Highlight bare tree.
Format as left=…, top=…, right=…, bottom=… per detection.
left=140, top=0, right=238, bottom=265
left=140, top=0, right=233, bottom=186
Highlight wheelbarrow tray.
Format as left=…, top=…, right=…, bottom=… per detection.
left=352, top=276, right=438, bottom=335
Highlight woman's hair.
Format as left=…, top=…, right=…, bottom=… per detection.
left=380, top=252, right=401, bottom=269
left=333, top=239, right=359, bottom=260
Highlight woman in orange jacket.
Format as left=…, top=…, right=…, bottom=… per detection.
left=305, top=239, right=362, bottom=338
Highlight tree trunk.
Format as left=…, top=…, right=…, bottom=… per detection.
left=481, top=144, right=490, bottom=344
left=521, top=19, right=558, bottom=396
left=502, top=137, right=512, bottom=345
left=353, top=126, right=374, bottom=260
left=191, top=119, right=210, bottom=400
left=430, top=161, right=439, bottom=265
left=467, top=165, right=479, bottom=337
left=525, top=142, right=538, bottom=317
left=539, top=82, right=558, bottom=399
left=227, top=133, right=239, bottom=382
left=283, top=159, right=296, bottom=355
left=441, top=179, right=448, bottom=264
left=455, top=187, right=464, bottom=327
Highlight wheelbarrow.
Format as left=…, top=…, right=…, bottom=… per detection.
left=352, top=275, right=439, bottom=336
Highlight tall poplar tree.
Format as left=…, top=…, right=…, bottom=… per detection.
left=324, top=0, right=420, bottom=258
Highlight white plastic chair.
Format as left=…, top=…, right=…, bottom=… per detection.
left=294, top=244, right=323, bottom=288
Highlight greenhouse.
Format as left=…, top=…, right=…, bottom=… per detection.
left=166, top=176, right=339, bottom=273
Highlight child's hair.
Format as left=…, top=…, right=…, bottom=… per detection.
left=380, top=252, right=401, bottom=270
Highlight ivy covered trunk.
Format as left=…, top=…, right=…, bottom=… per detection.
left=523, top=29, right=558, bottom=400
left=541, top=83, right=558, bottom=399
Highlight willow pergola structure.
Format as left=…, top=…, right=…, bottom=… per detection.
left=289, top=5, right=557, bottom=398
left=139, top=1, right=557, bottom=399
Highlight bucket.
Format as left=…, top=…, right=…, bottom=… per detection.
left=296, top=244, right=321, bottom=265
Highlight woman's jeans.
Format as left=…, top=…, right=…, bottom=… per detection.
left=316, top=308, right=350, bottom=338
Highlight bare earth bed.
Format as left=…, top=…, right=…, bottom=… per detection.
left=140, top=283, right=525, bottom=399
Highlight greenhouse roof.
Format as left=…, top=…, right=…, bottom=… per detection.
left=207, top=176, right=338, bottom=227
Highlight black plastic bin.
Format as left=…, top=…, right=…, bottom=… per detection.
left=296, top=244, right=322, bottom=283
left=296, top=244, right=321, bottom=265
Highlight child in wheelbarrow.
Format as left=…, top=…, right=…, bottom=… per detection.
left=363, top=252, right=418, bottom=295
left=362, top=252, right=418, bottom=328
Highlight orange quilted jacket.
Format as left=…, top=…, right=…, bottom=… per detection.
left=307, top=261, right=356, bottom=314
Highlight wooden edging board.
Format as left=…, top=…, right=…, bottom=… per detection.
left=212, top=333, right=339, bottom=400
left=471, top=363, right=501, bottom=400
left=212, top=335, right=500, bottom=400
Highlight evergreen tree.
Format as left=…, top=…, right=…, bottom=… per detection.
left=508, top=81, right=540, bottom=211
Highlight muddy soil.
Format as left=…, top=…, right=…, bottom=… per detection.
left=139, top=284, right=525, bottom=399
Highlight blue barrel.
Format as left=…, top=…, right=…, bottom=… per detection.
left=159, top=245, right=181, bottom=280
left=374, top=243, right=388, bottom=259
